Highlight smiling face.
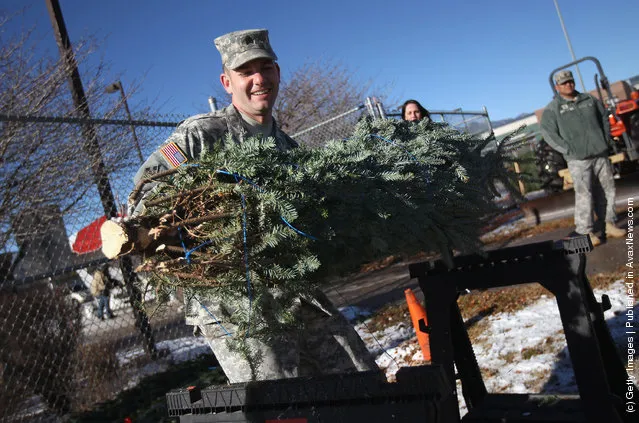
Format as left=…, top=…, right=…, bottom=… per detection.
left=404, top=103, right=423, bottom=122
left=220, top=58, right=280, bottom=123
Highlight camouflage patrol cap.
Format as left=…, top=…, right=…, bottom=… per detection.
left=555, top=70, right=574, bottom=85
left=214, top=29, right=278, bottom=70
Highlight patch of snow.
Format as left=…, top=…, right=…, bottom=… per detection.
left=20, top=276, right=635, bottom=421
left=350, top=278, right=636, bottom=416
left=339, top=305, right=371, bottom=321
left=524, top=189, right=548, bottom=201
left=480, top=219, right=529, bottom=239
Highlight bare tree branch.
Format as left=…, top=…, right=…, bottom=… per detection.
left=0, top=13, right=160, bottom=251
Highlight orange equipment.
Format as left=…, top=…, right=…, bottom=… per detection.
left=404, top=288, right=431, bottom=361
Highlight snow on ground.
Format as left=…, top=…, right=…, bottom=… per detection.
left=21, top=276, right=635, bottom=422
left=401, top=282, right=630, bottom=384
left=344, top=278, right=636, bottom=415
left=479, top=217, right=530, bottom=242
left=467, top=281, right=635, bottom=393
left=117, top=336, right=211, bottom=390
left=81, top=278, right=624, bottom=417
left=91, top=278, right=635, bottom=395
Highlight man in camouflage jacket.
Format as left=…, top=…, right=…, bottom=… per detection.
left=541, top=70, right=625, bottom=246
left=128, top=29, right=377, bottom=383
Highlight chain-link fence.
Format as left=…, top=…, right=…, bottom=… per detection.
left=0, top=97, right=494, bottom=421
left=0, top=99, right=389, bottom=421
left=289, top=97, right=484, bottom=148
left=1, top=91, right=390, bottom=420
left=0, top=113, right=211, bottom=421
left=290, top=99, right=377, bottom=148
left=386, top=105, right=494, bottom=137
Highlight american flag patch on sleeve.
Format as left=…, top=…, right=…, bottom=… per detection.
left=160, top=142, right=188, bottom=168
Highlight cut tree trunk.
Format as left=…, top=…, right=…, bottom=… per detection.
left=100, top=220, right=174, bottom=259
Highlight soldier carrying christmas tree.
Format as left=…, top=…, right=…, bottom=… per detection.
left=126, top=29, right=377, bottom=383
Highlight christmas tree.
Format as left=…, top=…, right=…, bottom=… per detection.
left=107, top=117, right=522, bottom=346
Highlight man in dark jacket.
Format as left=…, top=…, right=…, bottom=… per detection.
left=540, top=70, right=625, bottom=246
left=128, top=29, right=377, bottom=383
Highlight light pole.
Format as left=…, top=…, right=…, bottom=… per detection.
left=552, top=0, right=587, bottom=93
left=105, top=80, right=144, bottom=163
left=208, top=96, right=218, bottom=112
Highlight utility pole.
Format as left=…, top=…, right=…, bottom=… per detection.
left=45, top=0, right=158, bottom=358
left=553, top=0, right=587, bottom=93
left=45, top=0, right=116, bottom=219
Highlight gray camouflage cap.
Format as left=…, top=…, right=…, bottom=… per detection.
left=555, top=70, right=574, bottom=85
left=214, top=29, right=278, bottom=70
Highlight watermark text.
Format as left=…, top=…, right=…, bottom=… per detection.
left=625, top=197, right=635, bottom=414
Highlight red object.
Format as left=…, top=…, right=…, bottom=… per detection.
left=608, top=114, right=627, bottom=138
left=71, top=215, right=109, bottom=254
left=616, top=99, right=639, bottom=116
left=124, top=418, right=132, bottom=423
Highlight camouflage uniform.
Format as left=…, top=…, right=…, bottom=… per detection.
left=128, top=104, right=297, bottom=217
left=540, top=70, right=617, bottom=235
left=191, top=287, right=377, bottom=382
left=566, top=157, right=617, bottom=234
left=129, top=68, right=377, bottom=382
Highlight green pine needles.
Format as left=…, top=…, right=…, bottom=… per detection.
left=136, top=118, right=522, bottom=341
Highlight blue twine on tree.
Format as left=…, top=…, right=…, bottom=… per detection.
left=179, top=165, right=318, bottom=338
left=177, top=227, right=212, bottom=264
left=195, top=298, right=233, bottom=336
left=214, top=169, right=317, bottom=241
left=176, top=231, right=231, bottom=336
left=182, top=166, right=317, bottom=241
left=215, top=169, right=260, bottom=189
left=280, top=216, right=318, bottom=240
left=177, top=226, right=188, bottom=259
left=231, top=172, right=254, bottom=339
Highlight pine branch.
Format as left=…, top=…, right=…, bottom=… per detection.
left=107, top=118, right=521, bottom=344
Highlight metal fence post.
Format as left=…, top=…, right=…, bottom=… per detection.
left=365, top=97, right=376, bottom=118
left=374, top=97, right=386, bottom=119
left=483, top=106, right=493, bottom=134
left=208, top=97, right=218, bottom=112
left=45, top=0, right=158, bottom=358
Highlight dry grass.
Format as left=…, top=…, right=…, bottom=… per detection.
left=521, top=345, right=546, bottom=360
left=479, top=216, right=575, bottom=245
left=364, top=265, right=632, bottom=345
left=359, top=255, right=402, bottom=273
left=364, top=301, right=413, bottom=333
left=358, top=205, right=634, bottom=349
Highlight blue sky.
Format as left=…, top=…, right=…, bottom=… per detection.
left=4, top=0, right=639, bottom=121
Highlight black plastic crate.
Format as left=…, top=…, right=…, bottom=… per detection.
left=167, top=386, right=202, bottom=416
left=166, top=365, right=454, bottom=422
